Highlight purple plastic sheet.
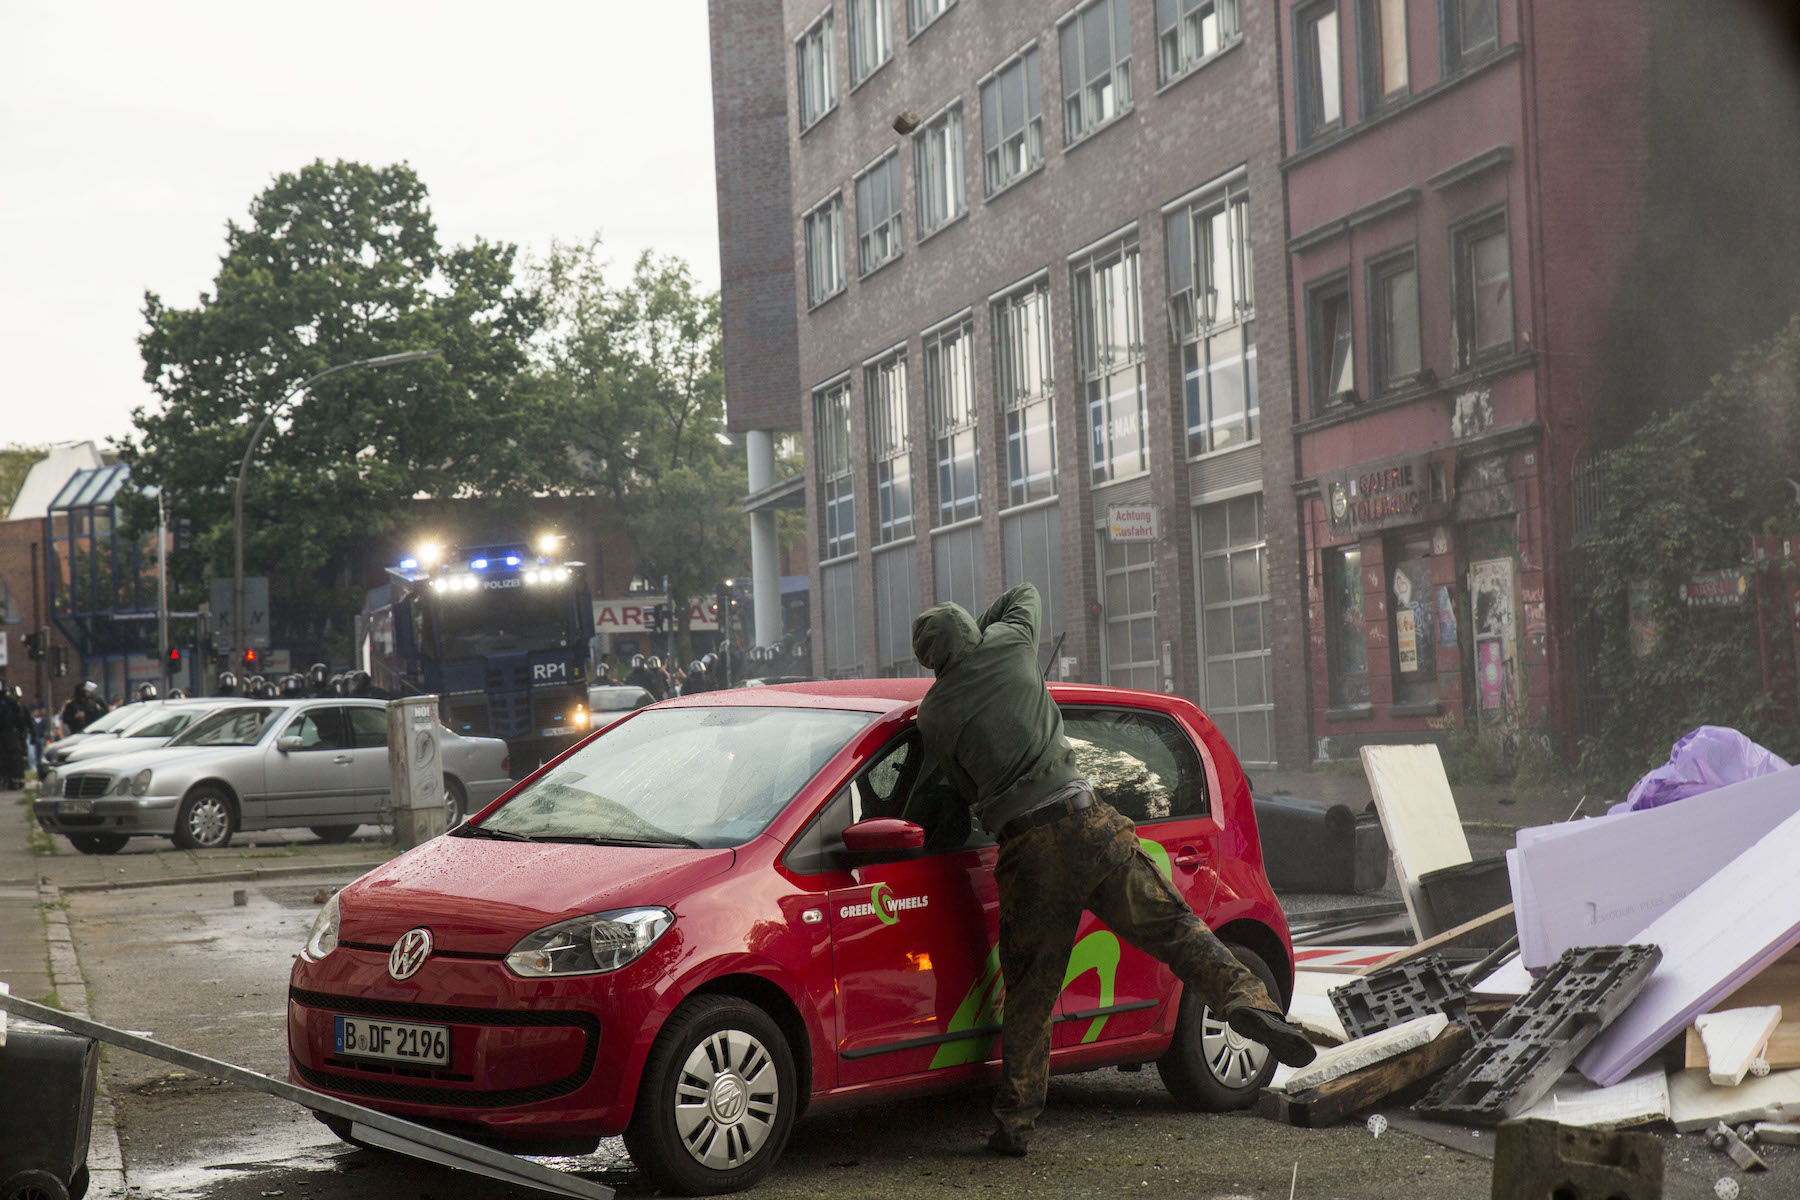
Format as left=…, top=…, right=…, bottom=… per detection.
left=1610, top=725, right=1791, bottom=815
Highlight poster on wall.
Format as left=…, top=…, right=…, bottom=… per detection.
left=1478, top=640, right=1505, bottom=711
left=1396, top=609, right=1419, bottom=672
left=1436, top=585, right=1458, bottom=647
left=1392, top=559, right=1433, bottom=677
left=1469, top=558, right=1518, bottom=719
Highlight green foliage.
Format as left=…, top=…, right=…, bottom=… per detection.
left=1441, top=726, right=1512, bottom=787
left=0, top=444, right=47, bottom=516
left=116, top=159, right=547, bottom=649
left=1578, top=316, right=1800, bottom=782
left=532, top=239, right=746, bottom=647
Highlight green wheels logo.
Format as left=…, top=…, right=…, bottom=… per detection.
left=871, top=882, right=898, bottom=926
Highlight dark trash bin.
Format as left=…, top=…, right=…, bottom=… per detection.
left=1417, top=855, right=1515, bottom=943
left=1252, top=792, right=1390, bottom=894
left=0, top=1021, right=98, bottom=1200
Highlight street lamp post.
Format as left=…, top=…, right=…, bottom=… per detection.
left=231, top=349, right=443, bottom=679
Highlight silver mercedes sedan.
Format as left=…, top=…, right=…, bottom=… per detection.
left=44, top=700, right=231, bottom=767
left=33, top=698, right=511, bottom=855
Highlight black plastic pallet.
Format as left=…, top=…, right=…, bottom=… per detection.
left=1413, top=944, right=1662, bottom=1125
left=1328, top=954, right=1471, bottom=1040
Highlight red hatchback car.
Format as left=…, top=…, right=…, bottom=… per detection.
left=288, top=680, right=1296, bottom=1194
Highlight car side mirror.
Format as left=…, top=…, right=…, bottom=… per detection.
left=838, top=818, right=926, bottom=866
left=276, top=736, right=304, bottom=753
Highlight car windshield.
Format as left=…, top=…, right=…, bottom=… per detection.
left=82, top=706, right=137, bottom=734
left=479, top=705, right=873, bottom=848
left=169, top=705, right=280, bottom=748
left=126, top=708, right=206, bottom=738
left=589, top=687, right=652, bottom=712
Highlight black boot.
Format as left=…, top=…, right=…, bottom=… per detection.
left=986, top=1126, right=1029, bottom=1157
left=1226, top=1006, right=1318, bottom=1068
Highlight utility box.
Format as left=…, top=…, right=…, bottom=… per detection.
left=0, top=1020, right=98, bottom=1200
left=387, top=695, right=445, bottom=849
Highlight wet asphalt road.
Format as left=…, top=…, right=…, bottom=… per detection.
left=62, top=866, right=1790, bottom=1200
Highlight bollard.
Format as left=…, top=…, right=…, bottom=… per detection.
left=1490, top=1118, right=1663, bottom=1200
left=387, top=695, right=446, bottom=849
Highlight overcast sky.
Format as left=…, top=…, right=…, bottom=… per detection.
left=0, top=1, right=720, bottom=449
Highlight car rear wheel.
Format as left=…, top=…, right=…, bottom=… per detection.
left=171, top=787, right=235, bottom=851
left=624, top=995, right=796, bottom=1196
left=1156, top=942, right=1283, bottom=1111
left=68, top=834, right=129, bottom=856
left=309, top=826, right=357, bottom=843
left=444, top=776, right=468, bottom=827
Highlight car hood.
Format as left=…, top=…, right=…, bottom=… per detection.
left=339, top=835, right=738, bottom=954
left=62, top=736, right=173, bottom=763
left=53, top=744, right=239, bottom=776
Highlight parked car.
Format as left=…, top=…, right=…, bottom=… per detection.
left=40, top=701, right=160, bottom=765
left=44, top=700, right=231, bottom=767
left=287, top=680, right=1294, bottom=1194
left=585, top=684, right=655, bottom=732
left=33, top=699, right=511, bottom=855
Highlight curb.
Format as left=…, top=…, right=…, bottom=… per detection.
left=37, top=876, right=128, bottom=1200
left=57, top=859, right=388, bottom=894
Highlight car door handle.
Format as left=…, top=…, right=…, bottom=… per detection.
left=1173, top=847, right=1204, bottom=871
left=333, top=755, right=353, bottom=765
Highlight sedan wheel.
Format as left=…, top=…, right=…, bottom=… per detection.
left=1156, top=942, right=1282, bottom=1110
left=625, top=996, right=796, bottom=1195
left=172, top=787, right=235, bottom=851
left=444, top=777, right=467, bottom=827
left=69, top=833, right=129, bottom=856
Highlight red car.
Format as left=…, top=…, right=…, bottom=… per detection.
left=288, top=681, right=1295, bottom=1194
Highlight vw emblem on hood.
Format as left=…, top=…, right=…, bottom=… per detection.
left=389, top=928, right=433, bottom=980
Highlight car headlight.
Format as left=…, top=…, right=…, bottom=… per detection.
left=302, top=892, right=340, bottom=961
left=43, top=769, right=58, bottom=793
left=112, top=774, right=132, bottom=795
left=130, top=769, right=153, bottom=797
left=504, top=907, right=673, bottom=977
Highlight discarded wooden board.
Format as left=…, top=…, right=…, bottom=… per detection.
left=1519, top=1066, right=1670, bottom=1129
left=1667, top=1067, right=1800, bottom=1132
left=1256, top=1023, right=1474, bottom=1128
left=1753, top=1121, right=1800, bottom=1145
left=1371, top=905, right=1515, bottom=972
left=1577, top=802, right=1800, bottom=1086
left=1361, top=745, right=1472, bottom=940
left=1695, top=1005, right=1783, bottom=1086
left=1281, top=1013, right=1450, bottom=1093
left=1684, top=948, right=1800, bottom=1071
left=1510, top=766, right=1800, bottom=973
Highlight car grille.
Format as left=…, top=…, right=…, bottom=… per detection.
left=61, top=774, right=111, bottom=799
left=289, top=987, right=600, bottom=1109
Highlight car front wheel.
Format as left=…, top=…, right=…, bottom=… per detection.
left=624, top=995, right=796, bottom=1196
left=69, top=833, right=129, bottom=855
left=1156, top=942, right=1284, bottom=1111
left=171, top=787, right=235, bottom=851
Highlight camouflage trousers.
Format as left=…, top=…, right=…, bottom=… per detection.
left=990, top=800, right=1276, bottom=1141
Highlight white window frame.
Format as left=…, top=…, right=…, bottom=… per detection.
left=909, top=0, right=956, bottom=37
left=796, top=9, right=838, bottom=131
left=924, top=314, right=980, bottom=524
left=814, top=378, right=856, bottom=558
left=980, top=46, right=1043, bottom=197
left=1072, top=234, right=1148, bottom=485
left=1156, top=0, right=1241, bottom=86
left=848, top=0, right=892, bottom=86
left=854, top=149, right=904, bottom=275
left=913, top=103, right=967, bottom=238
left=992, top=277, right=1058, bottom=506
left=803, top=192, right=845, bottom=308
left=1059, top=0, right=1134, bottom=145
left=1166, top=180, right=1259, bottom=457
left=865, top=347, right=913, bottom=544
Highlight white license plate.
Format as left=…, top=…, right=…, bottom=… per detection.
left=59, top=800, right=93, bottom=816
left=334, top=1015, right=451, bottom=1067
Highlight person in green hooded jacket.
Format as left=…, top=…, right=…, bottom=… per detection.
left=911, top=583, right=1315, bottom=1156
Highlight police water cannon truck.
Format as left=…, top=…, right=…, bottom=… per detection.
left=360, top=536, right=595, bottom=773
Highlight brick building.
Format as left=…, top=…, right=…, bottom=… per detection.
left=711, top=0, right=1307, bottom=768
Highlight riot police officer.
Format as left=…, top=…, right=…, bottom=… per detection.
left=307, top=662, right=331, bottom=696
left=216, top=670, right=240, bottom=698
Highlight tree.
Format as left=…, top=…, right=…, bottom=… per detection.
left=117, top=160, right=547, bottom=657
left=533, top=239, right=745, bottom=657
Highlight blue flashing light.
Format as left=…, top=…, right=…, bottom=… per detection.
left=470, top=558, right=490, bottom=570
left=399, top=557, right=419, bottom=570
left=504, top=555, right=522, bottom=567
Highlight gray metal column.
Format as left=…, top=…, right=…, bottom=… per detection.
left=746, top=430, right=783, bottom=649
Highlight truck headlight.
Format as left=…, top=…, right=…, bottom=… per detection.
left=131, top=769, right=153, bottom=797
left=302, top=892, right=340, bottom=961
left=571, top=706, right=590, bottom=728
left=504, top=907, right=673, bottom=977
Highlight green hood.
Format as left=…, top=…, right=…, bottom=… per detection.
left=912, top=602, right=980, bottom=674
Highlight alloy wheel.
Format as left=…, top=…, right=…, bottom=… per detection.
left=187, top=795, right=230, bottom=847
left=672, top=1028, right=781, bottom=1171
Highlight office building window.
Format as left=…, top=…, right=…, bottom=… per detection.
left=814, top=379, right=855, bottom=558
left=1074, top=236, right=1147, bottom=485
left=803, top=193, right=845, bottom=308
left=914, top=104, right=966, bottom=237
left=873, top=546, right=921, bottom=676
left=1452, top=211, right=1513, bottom=369
left=1443, top=0, right=1497, bottom=71
left=1325, top=545, right=1369, bottom=708
left=821, top=561, right=861, bottom=677
left=1309, top=275, right=1355, bottom=411
left=933, top=524, right=983, bottom=615
left=1003, top=505, right=1063, bottom=668
left=1099, top=536, right=1158, bottom=690
left=980, top=47, right=1043, bottom=196
left=1060, top=0, right=1133, bottom=144
left=1368, top=247, right=1420, bottom=393
left=909, top=0, right=955, bottom=36
left=1196, top=494, right=1272, bottom=765
left=1157, top=0, right=1240, bottom=86
left=993, top=278, right=1057, bottom=505
left=1358, top=0, right=1408, bottom=111
left=855, top=150, right=903, bottom=275
left=1167, top=183, right=1258, bottom=455
left=848, top=0, right=892, bottom=85
left=797, top=11, right=837, bottom=130
left=1297, top=2, right=1342, bottom=143
left=924, top=317, right=979, bottom=523
left=866, top=348, right=912, bottom=544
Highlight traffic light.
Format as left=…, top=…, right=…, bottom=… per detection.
left=650, top=603, right=671, bottom=634
left=25, top=628, right=47, bottom=661
left=243, top=648, right=258, bottom=671
left=50, top=645, right=67, bottom=677
left=168, top=646, right=182, bottom=668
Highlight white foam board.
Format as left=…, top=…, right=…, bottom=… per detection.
left=1520, top=1066, right=1670, bottom=1128
left=1361, top=745, right=1471, bottom=939
left=1577, top=800, right=1800, bottom=1087
left=1697, top=1005, right=1783, bottom=1086
left=1510, top=767, right=1800, bottom=972
left=1280, top=1013, right=1449, bottom=1093
left=1668, top=1067, right=1800, bottom=1132
left=1472, top=957, right=1533, bottom=998
left=1288, top=970, right=1350, bottom=1044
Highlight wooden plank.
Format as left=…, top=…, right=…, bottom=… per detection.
left=1370, top=904, right=1515, bottom=971
left=1668, top=1067, right=1800, bottom=1132
left=1257, top=1023, right=1475, bottom=1128
left=1684, top=948, right=1800, bottom=1070
left=1362, top=745, right=1472, bottom=941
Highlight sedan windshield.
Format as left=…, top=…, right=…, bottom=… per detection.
left=170, top=706, right=280, bottom=748
left=125, top=708, right=207, bottom=738
left=81, top=706, right=137, bottom=735
left=480, top=706, right=873, bottom=848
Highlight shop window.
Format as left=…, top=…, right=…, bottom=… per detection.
left=1325, top=545, right=1369, bottom=708
left=1387, top=534, right=1438, bottom=708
